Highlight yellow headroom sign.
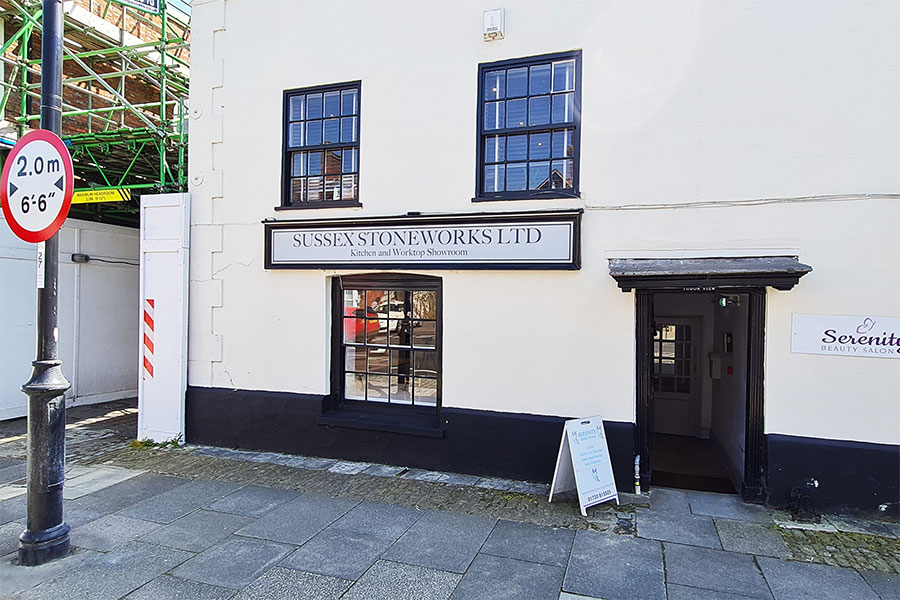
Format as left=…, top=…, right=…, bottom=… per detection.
left=71, top=188, right=131, bottom=204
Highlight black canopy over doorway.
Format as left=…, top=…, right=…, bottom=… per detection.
left=610, top=256, right=811, bottom=503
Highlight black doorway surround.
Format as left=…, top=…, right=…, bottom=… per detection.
left=610, top=256, right=811, bottom=503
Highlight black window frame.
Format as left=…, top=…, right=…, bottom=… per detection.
left=474, top=50, right=582, bottom=202
left=279, top=80, right=362, bottom=210
left=321, top=273, right=443, bottom=437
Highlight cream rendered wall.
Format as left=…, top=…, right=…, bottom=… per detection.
left=188, top=1, right=899, bottom=439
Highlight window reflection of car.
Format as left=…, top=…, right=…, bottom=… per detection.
left=375, top=302, right=405, bottom=331
left=343, top=307, right=379, bottom=341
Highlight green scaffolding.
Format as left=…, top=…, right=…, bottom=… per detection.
left=0, top=0, right=189, bottom=226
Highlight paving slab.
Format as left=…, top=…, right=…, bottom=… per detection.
left=0, top=521, right=23, bottom=556
left=757, top=556, right=880, bottom=600
left=859, top=569, right=900, bottom=600
left=667, top=583, right=762, bottom=599
left=0, top=484, right=26, bottom=501
left=688, top=491, right=772, bottom=523
left=402, top=469, right=444, bottom=482
left=171, top=534, right=294, bottom=590
left=124, top=574, right=237, bottom=600
left=563, top=530, right=665, bottom=600
left=884, top=522, right=900, bottom=538
left=233, top=566, right=351, bottom=600
left=715, top=518, right=791, bottom=558
left=648, top=487, right=692, bottom=514
left=15, top=541, right=192, bottom=600
left=328, top=461, right=371, bottom=475
left=480, top=519, right=574, bottom=567
left=236, top=493, right=358, bottom=545
left=280, top=527, right=395, bottom=580
left=341, top=559, right=460, bottom=600
left=381, top=509, right=496, bottom=573
left=0, top=457, right=23, bottom=470
left=475, top=477, right=514, bottom=491
left=0, top=548, right=99, bottom=598
left=635, top=508, right=721, bottom=549
left=558, top=593, right=605, bottom=600
left=0, top=495, right=26, bottom=525
left=451, top=553, right=564, bottom=600
left=64, top=473, right=188, bottom=516
left=0, top=463, right=26, bottom=485
left=69, top=513, right=162, bottom=552
left=328, top=501, right=423, bottom=539
left=664, top=542, right=772, bottom=598
left=117, top=479, right=244, bottom=523
left=438, top=472, right=482, bottom=486
left=63, top=466, right=143, bottom=499
left=362, top=464, right=405, bottom=478
left=139, top=509, right=255, bottom=552
left=206, top=484, right=299, bottom=517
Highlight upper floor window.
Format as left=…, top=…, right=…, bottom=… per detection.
left=281, top=81, right=361, bottom=209
left=475, top=51, right=582, bottom=201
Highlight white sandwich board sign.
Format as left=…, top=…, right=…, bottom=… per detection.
left=549, top=416, right=619, bottom=516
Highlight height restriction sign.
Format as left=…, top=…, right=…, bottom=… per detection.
left=1, top=129, right=74, bottom=243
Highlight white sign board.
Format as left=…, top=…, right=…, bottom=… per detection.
left=112, top=0, right=159, bottom=14
left=265, top=212, right=581, bottom=270
left=549, top=416, right=619, bottom=516
left=792, top=314, right=900, bottom=359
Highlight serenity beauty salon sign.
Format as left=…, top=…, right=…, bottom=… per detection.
left=265, top=211, right=581, bottom=270
left=791, top=314, right=900, bottom=359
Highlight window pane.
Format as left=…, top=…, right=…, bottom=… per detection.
left=552, top=129, right=574, bottom=158
left=292, top=152, right=306, bottom=176
left=529, top=64, right=551, bottom=95
left=365, top=290, right=385, bottom=311
left=390, top=348, right=411, bottom=376
left=529, top=132, right=551, bottom=159
left=507, top=134, right=527, bottom=161
left=484, top=135, right=505, bottom=163
left=341, top=89, right=358, bottom=116
left=345, top=347, right=366, bottom=372
left=528, top=96, right=550, bottom=126
left=342, top=148, right=358, bottom=173
left=529, top=161, right=550, bottom=190
left=324, top=90, right=340, bottom=117
left=344, top=289, right=362, bottom=309
left=388, top=290, right=409, bottom=314
left=552, top=60, right=575, bottom=92
left=390, top=377, right=412, bottom=404
left=325, top=150, right=341, bottom=174
left=484, top=70, right=505, bottom=100
left=289, top=95, right=304, bottom=121
left=367, top=375, right=389, bottom=402
left=345, top=373, right=365, bottom=400
left=341, top=117, right=358, bottom=143
left=412, top=327, right=435, bottom=349
left=341, top=174, right=358, bottom=201
left=413, top=378, right=437, bottom=406
left=506, top=98, right=527, bottom=128
left=552, top=92, right=575, bottom=123
left=414, top=351, right=438, bottom=377
left=368, top=347, right=389, bottom=373
left=307, top=177, right=323, bottom=202
left=323, top=119, right=340, bottom=144
left=344, top=317, right=366, bottom=343
left=551, top=159, right=574, bottom=188
left=389, top=322, right=412, bottom=347
left=507, top=163, right=527, bottom=190
left=325, top=176, right=341, bottom=201
left=308, top=151, right=323, bottom=176
left=507, top=67, right=527, bottom=97
left=306, top=93, right=323, bottom=119
left=484, top=101, right=505, bottom=130
left=413, top=291, right=436, bottom=319
left=288, top=122, right=303, bottom=147
left=483, top=164, right=505, bottom=193
left=306, top=120, right=323, bottom=145
left=290, top=178, right=305, bottom=203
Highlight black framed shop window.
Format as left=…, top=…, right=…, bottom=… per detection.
left=280, top=81, right=361, bottom=209
left=475, top=50, right=582, bottom=201
left=321, top=273, right=443, bottom=437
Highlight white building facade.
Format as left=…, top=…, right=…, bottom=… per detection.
left=186, top=0, right=899, bottom=515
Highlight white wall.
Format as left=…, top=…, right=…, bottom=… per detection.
left=0, top=217, right=139, bottom=420
left=188, top=0, right=900, bottom=442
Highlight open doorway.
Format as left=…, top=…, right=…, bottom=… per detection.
left=648, top=292, right=750, bottom=494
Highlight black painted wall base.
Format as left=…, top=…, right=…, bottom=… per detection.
left=768, top=434, right=900, bottom=518
left=185, top=386, right=635, bottom=490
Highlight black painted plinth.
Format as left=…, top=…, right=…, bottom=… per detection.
left=18, top=522, right=70, bottom=566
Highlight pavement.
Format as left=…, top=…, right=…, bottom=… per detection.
left=0, top=399, right=897, bottom=600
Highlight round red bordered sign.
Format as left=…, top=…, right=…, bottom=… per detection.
left=1, top=129, right=74, bottom=244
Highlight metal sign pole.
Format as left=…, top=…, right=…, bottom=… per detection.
left=17, top=0, right=70, bottom=566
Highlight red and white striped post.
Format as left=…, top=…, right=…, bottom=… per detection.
left=142, top=298, right=154, bottom=379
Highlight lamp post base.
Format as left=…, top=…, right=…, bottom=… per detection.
left=18, top=522, right=70, bottom=566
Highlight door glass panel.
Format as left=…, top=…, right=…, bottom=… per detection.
left=345, top=373, right=365, bottom=400
left=367, top=375, right=389, bottom=402
left=414, top=378, right=437, bottom=406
